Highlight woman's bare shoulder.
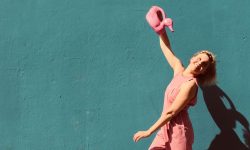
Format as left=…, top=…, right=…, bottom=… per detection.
left=173, top=65, right=185, bottom=77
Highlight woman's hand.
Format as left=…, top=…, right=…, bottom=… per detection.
left=133, top=130, right=151, bottom=142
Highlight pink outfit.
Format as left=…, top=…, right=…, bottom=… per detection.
left=149, top=73, right=198, bottom=150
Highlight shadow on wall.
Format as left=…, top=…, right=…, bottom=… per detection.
left=201, top=85, right=250, bottom=150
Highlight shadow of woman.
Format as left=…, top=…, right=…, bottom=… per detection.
left=201, top=84, right=250, bottom=150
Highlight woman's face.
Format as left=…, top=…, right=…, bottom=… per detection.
left=190, top=53, right=210, bottom=75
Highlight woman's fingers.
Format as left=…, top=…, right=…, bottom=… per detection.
left=135, top=136, right=140, bottom=142
left=133, top=132, right=139, bottom=142
left=134, top=135, right=140, bottom=142
left=133, top=130, right=151, bottom=142
left=133, top=131, right=143, bottom=142
left=133, top=134, right=136, bottom=142
left=133, top=132, right=138, bottom=142
left=136, top=134, right=141, bottom=142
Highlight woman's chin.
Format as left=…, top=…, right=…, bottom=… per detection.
left=192, top=69, right=201, bottom=75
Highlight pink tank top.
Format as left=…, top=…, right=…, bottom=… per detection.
left=161, top=72, right=198, bottom=143
left=163, top=73, right=198, bottom=111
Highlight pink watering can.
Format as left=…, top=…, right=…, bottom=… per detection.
left=146, top=6, right=174, bottom=34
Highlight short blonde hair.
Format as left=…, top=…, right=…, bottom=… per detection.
left=192, top=50, right=217, bottom=86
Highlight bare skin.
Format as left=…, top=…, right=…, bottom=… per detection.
left=133, top=31, right=210, bottom=142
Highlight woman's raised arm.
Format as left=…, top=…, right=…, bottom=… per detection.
left=159, top=31, right=184, bottom=76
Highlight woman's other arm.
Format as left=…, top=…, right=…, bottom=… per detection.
left=133, top=80, right=197, bottom=142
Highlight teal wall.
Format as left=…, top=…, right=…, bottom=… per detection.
left=0, top=0, right=250, bottom=149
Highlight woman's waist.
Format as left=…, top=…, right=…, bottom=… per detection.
left=170, top=111, right=192, bottom=126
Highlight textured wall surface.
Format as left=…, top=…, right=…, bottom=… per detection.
left=0, top=0, right=250, bottom=149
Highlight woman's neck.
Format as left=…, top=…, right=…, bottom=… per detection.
left=182, top=65, right=196, bottom=78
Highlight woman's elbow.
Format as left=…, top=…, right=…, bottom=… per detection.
left=163, top=110, right=176, bottom=119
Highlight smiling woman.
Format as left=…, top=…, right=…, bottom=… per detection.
left=133, top=6, right=217, bottom=150
left=189, top=50, right=216, bottom=86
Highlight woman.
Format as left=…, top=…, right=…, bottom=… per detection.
left=133, top=30, right=216, bottom=150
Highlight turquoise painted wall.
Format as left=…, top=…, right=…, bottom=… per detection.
left=0, top=0, right=250, bottom=149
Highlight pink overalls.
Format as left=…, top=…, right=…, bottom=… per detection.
left=149, top=73, right=198, bottom=150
